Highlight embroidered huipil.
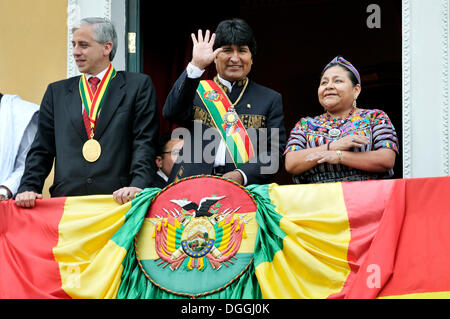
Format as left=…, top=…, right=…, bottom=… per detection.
left=284, top=108, right=399, bottom=184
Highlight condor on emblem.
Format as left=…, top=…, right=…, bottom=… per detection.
left=134, top=176, right=257, bottom=297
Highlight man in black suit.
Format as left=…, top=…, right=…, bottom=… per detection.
left=15, top=17, right=159, bottom=207
left=163, top=18, right=286, bottom=185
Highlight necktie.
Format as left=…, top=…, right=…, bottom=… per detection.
left=83, top=77, right=101, bottom=138
left=88, top=77, right=100, bottom=95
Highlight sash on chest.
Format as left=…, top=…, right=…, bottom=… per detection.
left=196, top=80, right=255, bottom=168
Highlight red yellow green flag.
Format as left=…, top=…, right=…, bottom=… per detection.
left=1, top=177, right=450, bottom=298
left=197, top=80, right=255, bottom=167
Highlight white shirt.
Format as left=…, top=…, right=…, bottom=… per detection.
left=157, top=169, right=168, bottom=182
left=81, top=67, right=109, bottom=113
left=86, top=67, right=108, bottom=82
left=186, top=63, right=248, bottom=185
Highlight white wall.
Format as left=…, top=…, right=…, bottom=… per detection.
left=403, top=0, right=450, bottom=178
left=111, top=0, right=126, bottom=71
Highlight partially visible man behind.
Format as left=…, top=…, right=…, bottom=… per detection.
left=15, top=17, right=159, bottom=207
left=163, top=18, right=286, bottom=185
left=152, top=134, right=184, bottom=188
left=0, top=93, right=39, bottom=201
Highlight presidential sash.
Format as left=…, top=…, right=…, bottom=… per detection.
left=79, top=64, right=117, bottom=162
left=196, top=80, right=255, bottom=168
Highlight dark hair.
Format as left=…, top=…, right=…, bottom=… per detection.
left=320, top=55, right=360, bottom=87
left=157, top=133, right=172, bottom=156
left=213, top=18, right=257, bottom=58
left=320, top=65, right=359, bottom=87
left=157, top=133, right=184, bottom=156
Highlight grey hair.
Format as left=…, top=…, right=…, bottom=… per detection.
left=72, top=17, right=117, bottom=61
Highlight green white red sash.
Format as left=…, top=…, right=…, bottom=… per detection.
left=79, top=64, right=117, bottom=138
left=197, top=80, right=255, bottom=167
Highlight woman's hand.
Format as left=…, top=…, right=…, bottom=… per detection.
left=329, top=135, right=369, bottom=151
left=306, top=151, right=341, bottom=165
left=305, top=148, right=396, bottom=172
left=308, top=134, right=369, bottom=164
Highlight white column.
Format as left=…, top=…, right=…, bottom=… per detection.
left=111, top=0, right=126, bottom=71
left=403, top=0, right=450, bottom=178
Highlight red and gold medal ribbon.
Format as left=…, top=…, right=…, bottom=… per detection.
left=79, top=64, right=117, bottom=138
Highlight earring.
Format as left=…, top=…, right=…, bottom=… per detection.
left=353, top=99, right=357, bottom=108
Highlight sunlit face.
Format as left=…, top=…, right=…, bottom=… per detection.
left=214, top=44, right=253, bottom=82
left=318, top=66, right=361, bottom=115
left=72, top=24, right=112, bottom=75
left=156, top=139, right=184, bottom=177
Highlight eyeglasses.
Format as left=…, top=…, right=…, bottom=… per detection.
left=161, top=149, right=181, bottom=156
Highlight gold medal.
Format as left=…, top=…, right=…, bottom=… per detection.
left=79, top=64, right=116, bottom=163
left=82, top=139, right=101, bottom=162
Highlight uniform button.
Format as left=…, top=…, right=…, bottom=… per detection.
left=86, top=178, right=93, bottom=184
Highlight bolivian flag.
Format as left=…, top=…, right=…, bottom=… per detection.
left=1, top=177, right=450, bottom=299
left=0, top=188, right=159, bottom=299
left=251, top=177, right=450, bottom=299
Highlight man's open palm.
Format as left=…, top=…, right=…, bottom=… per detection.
left=191, top=29, right=223, bottom=70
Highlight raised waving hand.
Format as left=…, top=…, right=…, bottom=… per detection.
left=190, top=29, right=223, bottom=70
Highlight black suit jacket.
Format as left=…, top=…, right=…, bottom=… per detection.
left=163, top=71, right=286, bottom=185
left=18, top=71, right=159, bottom=197
left=151, top=173, right=168, bottom=189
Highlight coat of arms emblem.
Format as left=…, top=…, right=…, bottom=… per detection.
left=203, top=89, right=222, bottom=102
left=134, top=176, right=257, bottom=297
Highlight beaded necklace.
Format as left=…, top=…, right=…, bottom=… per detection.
left=325, top=107, right=356, bottom=138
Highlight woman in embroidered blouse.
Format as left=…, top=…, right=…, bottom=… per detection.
left=284, top=56, right=399, bottom=184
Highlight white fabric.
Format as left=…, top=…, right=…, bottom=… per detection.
left=216, top=74, right=233, bottom=92
left=0, top=95, right=39, bottom=195
left=85, top=67, right=108, bottom=81
left=186, top=62, right=205, bottom=79
left=185, top=65, right=248, bottom=185
left=157, top=169, right=168, bottom=182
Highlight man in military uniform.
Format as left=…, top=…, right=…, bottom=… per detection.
left=163, top=18, right=286, bottom=185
